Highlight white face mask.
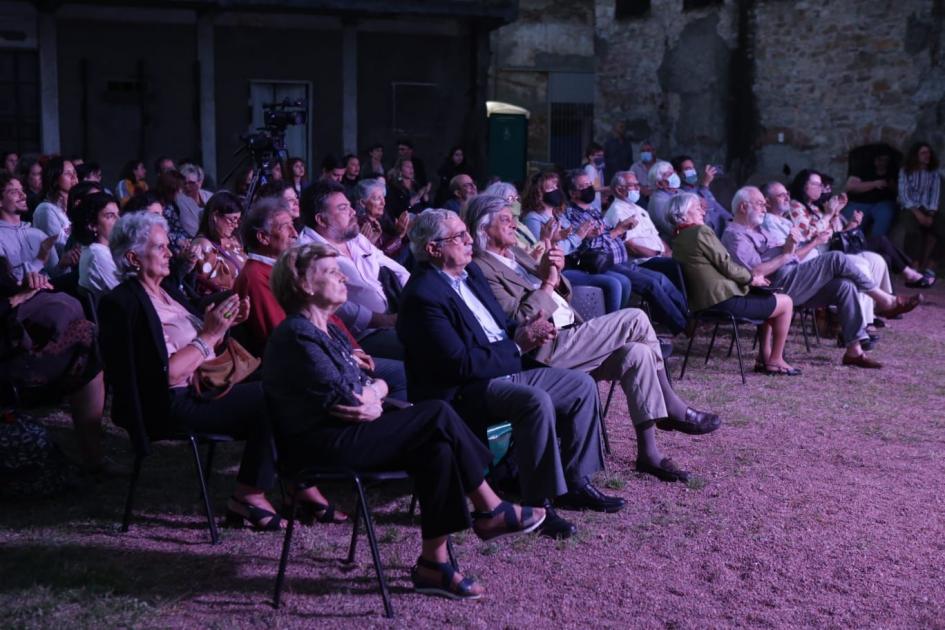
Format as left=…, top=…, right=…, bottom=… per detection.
left=627, top=190, right=641, bottom=204
left=667, top=173, right=681, bottom=190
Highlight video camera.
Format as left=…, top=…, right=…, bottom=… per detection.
left=234, top=98, right=307, bottom=204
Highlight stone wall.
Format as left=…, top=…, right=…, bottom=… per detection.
left=489, top=0, right=596, bottom=162
left=592, top=0, right=945, bottom=185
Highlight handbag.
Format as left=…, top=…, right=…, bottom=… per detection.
left=829, top=229, right=866, bottom=255
left=193, top=337, right=260, bottom=399
left=569, top=248, right=614, bottom=274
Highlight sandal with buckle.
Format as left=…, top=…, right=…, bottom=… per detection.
left=411, top=557, right=483, bottom=600
left=224, top=496, right=282, bottom=531
left=471, top=500, right=545, bottom=541
left=282, top=496, right=348, bottom=525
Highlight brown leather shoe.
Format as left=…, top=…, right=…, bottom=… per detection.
left=842, top=353, right=883, bottom=369
left=877, top=294, right=922, bottom=318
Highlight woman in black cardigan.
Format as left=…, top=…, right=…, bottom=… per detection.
left=262, top=242, right=546, bottom=601
left=99, top=211, right=283, bottom=529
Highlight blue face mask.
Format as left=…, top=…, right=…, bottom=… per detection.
left=667, top=173, right=681, bottom=189
left=683, top=168, right=698, bottom=185
left=640, top=151, right=653, bottom=163
left=593, top=157, right=605, bottom=168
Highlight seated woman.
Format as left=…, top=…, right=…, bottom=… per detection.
left=669, top=192, right=799, bottom=376
left=116, top=159, right=149, bottom=208
left=0, top=256, right=109, bottom=471
left=70, top=192, right=121, bottom=297
left=191, top=191, right=247, bottom=295
left=789, top=170, right=905, bottom=334
left=352, top=179, right=410, bottom=263
left=99, top=212, right=283, bottom=529
left=262, top=243, right=545, bottom=600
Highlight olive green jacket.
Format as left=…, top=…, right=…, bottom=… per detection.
left=671, top=224, right=751, bottom=311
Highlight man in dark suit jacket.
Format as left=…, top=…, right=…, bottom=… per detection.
left=397, top=208, right=625, bottom=539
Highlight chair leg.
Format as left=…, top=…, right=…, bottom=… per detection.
left=346, top=489, right=363, bottom=564
left=354, top=476, right=395, bottom=619
left=203, top=442, right=216, bottom=482
left=602, top=381, right=618, bottom=419
left=800, top=310, right=812, bottom=352
left=705, top=322, right=720, bottom=364
left=679, top=327, right=697, bottom=380
left=189, top=436, right=220, bottom=545
left=447, top=536, right=459, bottom=570
left=273, top=501, right=298, bottom=609
left=811, top=309, right=821, bottom=345
left=408, top=494, right=418, bottom=519
left=731, top=320, right=747, bottom=385
left=120, top=455, right=144, bottom=533
left=726, top=329, right=736, bottom=358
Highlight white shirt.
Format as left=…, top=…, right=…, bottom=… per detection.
left=604, top=197, right=664, bottom=258
left=33, top=202, right=71, bottom=250
left=486, top=250, right=575, bottom=329
left=436, top=267, right=508, bottom=343
left=78, top=243, right=119, bottom=296
left=298, top=227, right=410, bottom=333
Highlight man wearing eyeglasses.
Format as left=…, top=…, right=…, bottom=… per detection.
left=722, top=186, right=919, bottom=369
left=398, top=208, right=625, bottom=540
left=443, top=174, right=478, bottom=214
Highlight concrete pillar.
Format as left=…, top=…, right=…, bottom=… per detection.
left=37, top=12, right=60, bottom=154
left=341, top=22, right=358, bottom=155
left=197, top=13, right=217, bottom=182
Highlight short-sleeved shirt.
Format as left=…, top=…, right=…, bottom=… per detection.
left=720, top=222, right=795, bottom=285
left=564, top=204, right=628, bottom=265
left=603, top=197, right=664, bottom=257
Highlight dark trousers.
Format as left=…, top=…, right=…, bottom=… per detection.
left=281, top=400, right=491, bottom=540
left=169, top=381, right=276, bottom=491
left=866, top=234, right=911, bottom=274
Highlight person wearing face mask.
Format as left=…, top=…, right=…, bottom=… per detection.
left=604, top=171, right=686, bottom=296
left=646, top=161, right=685, bottom=243
left=630, top=141, right=658, bottom=201
left=566, top=171, right=689, bottom=334
left=581, top=142, right=607, bottom=211
left=671, top=155, right=733, bottom=238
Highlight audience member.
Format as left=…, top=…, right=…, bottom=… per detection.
left=70, top=191, right=120, bottom=296
left=435, top=146, right=471, bottom=206
left=0, top=173, right=62, bottom=284
left=352, top=178, right=410, bottom=262
left=156, top=169, right=189, bottom=253
left=398, top=208, right=625, bottom=540
left=467, top=195, right=720, bottom=481
left=898, top=142, right=943, bottom=275
left=320, top=155, right=345, bottom=184
left=566, top=170, right=688, bottom=334
left=191, top=191, right=246, bottom=294
left=123, top=190, right=163, bottom=215
left=263, top=242, right=544, bottom=599
left=385, top=158, right=430, bottom=218
left=284, top=157, right=307, bottom=199
left=363, top=142, right=386, bottom=179
left=581, top=142, right=606, bottom=210
left=483, top=181, right=539, bottom=254
left=442, top=174, right=477, bottom=214
left=669, top=192, right=798, bottom=375
left=76, top=162, right=103, bottom=184
left=101, top=211, right=281, bottom=529
left=844, top=147, right=897, bottom=237
left=722, top=186, right=919, bottom=369
left=672, top=155, right=732, bottom=235
left=396, top=138, right=427, bottom=186
left=297, top=182, right=408, bottom=359
left=116, top=159, right=148, bottom=207
left=2, top=150, right=17, bottom=175
left=629, top=140, right=658, bottom=199
left=16, top=157, right=44, bottom=217
left=340, top=154, right=360, bottom=197
left=33, top=157, right=78, bottom=258
left=646, top=160, right=683, bottom=241
left=176, top=163, right=212, bottom=237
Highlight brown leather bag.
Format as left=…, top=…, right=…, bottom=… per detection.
left=193, top=338, right=260, bottom=399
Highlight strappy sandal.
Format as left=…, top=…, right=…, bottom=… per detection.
left=224, top=497, right=282, bottom=531
left=470, top=500, right=545, bottom=541
left=905, top=276, right=935, bottom=288
left=282, top=498, right=348, bottom=525
left=759, top=364, right=802, bottom=376
left=411, top=557, right=483, bottom=600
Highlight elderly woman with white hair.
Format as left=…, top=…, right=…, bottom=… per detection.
left=262, top=242, right=544, bottom=599
left=352, top=178, right=410, bottom=262
left=668, top=192, right=799, bottom=375
left=98, top=211, right=292, bottom=530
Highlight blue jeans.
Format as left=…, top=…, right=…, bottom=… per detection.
left=608, top=262, right=688, bottom=334
left=845, top=200, right=896, bottom=238
left=563, top=269, right=629, bottom=313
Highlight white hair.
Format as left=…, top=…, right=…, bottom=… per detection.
left=647, top=160, right=674, bottom=187
left=408, top=208, right=458, bottom=263
left=110, top=211, right=168, bottom=279
left=666, top=192, right=701, bottom=227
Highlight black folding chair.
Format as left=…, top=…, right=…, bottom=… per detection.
left=569, top=285, right=616, bottom=455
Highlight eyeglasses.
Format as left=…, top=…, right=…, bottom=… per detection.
left=433, top=230, right=471, bottom=245
left=807, top=181, right=824, bottom=189
left=217, top=214, right=241, bottom=225
left=505, top=195, right=521, bottom=203
left=748, top=199, right=767, bottom=208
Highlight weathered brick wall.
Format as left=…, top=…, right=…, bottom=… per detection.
left=490, top=0, right=596, bottom=162
left=593, top=0, right=945, bottom=184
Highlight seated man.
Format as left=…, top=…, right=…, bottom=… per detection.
left=605, top=170, right=687, bottom=294
left=645, top=160, right=682, bottom=241
left=442, top=174, right=477, bottom=214
left=760, top=181, right=799, bottom=247
left=467, top=194, right=721, bottom=482
left=298, top=182, right=408, bottom=359
left=721, top=186, right=920, bottom=369
left=566, top=170, right=688, bottom=335
left=398, top=208, right=625, bottom=540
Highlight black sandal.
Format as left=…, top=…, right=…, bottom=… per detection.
left=471, top=501, right=545, bottom=541
left=284, top=500, right=348, bottom=525
left=905, top=276, right=934, bottom=288
left=411, top=557, right=482, bottom=600
left=224, top=497, right=282, bottom=531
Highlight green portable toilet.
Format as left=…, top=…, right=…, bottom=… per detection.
left=487, top=101, right=529, bottom=184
